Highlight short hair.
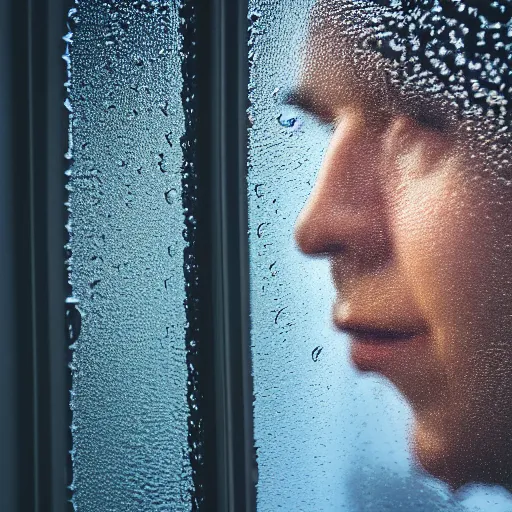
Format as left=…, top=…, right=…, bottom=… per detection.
left=312, top=0, right=512, bottom=124
left=309, top=0, right=512, bottom=180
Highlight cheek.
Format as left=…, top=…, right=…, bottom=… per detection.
left=391, top=169, right=512, bottom=401
left=393, top=174, right=512, bottom=316
left=390, top=170, right=473, bottom=330
left=385, top=133, right=512, bottom=332
left=391, top=170, right=512, bottom=477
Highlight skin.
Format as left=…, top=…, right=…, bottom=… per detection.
left=292, top=8, right=512, bottom=490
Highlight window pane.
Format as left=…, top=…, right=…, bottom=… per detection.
left=248, top=1, right=512, bottom=511
left=66, top=2, right=192, bottom=509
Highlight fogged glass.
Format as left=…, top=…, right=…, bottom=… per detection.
left=248, top=1, right=512, bottom=511
left=66, top=2, right=191, bottom=509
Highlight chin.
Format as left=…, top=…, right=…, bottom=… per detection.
left=411, top=420, right=512, bottom=490
left=412, top=433, right=468, bottom=489
left=411, top=423, right=465, bottom=489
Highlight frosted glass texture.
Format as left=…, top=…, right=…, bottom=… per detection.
left=66, top=2, right=191, bottom=509
left=248, top=1, right=512, bottom=511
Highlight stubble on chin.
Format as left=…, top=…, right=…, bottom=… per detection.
left=410, top=412, right=466, bottom=489
left=411, top=411, right=512, bottom=489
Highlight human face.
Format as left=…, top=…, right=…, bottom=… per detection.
left=293, top=18, right=512, bottom=489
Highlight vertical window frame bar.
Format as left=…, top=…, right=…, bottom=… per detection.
left=8, top=0, right=71, bottom=510
left=200, top=0, right=257, bottom=510
left=0, top=0, right=18, bottom=510
left=6, top=0, right=256, bottom=509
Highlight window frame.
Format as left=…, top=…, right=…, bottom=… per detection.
left=4, top=0, right=72, bottom=511
left=203, top=0, right=257, bottom=509
left=3, top=0, right=256, bottom=511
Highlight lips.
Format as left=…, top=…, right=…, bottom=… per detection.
left=334, top=319, right=429, bottom=372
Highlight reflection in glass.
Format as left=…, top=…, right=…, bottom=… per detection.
left=248, top=1, right=512, bottom=510
left=66, top=2, right=191, bottom=509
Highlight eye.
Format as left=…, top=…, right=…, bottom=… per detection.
left=411, top=109, right=448, bottom=133
left=397, top=96, right=454, bottom=134
left=385, top=114, right=456, bottom=181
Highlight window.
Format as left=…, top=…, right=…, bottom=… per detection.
left=66, top=3, right=193, bottom=508
left=3, top=1, right=512, bottom=511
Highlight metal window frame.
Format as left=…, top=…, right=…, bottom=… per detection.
left=200, top=1, right=257, bottom=510
left=194, top=0, right=256, bottom=508
left=3, top=0, right=256, bottom=511
left=4, top=0, right=72, bottom=511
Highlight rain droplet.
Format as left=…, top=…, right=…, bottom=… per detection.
left=66, top=301, right=82, bottom=345
left=277, top=113, right=296, bottom=128
left=312, top=346, right=323, bottom=362
left=164, top=188, right=178, bottom=204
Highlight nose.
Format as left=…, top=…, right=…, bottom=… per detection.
left=294, top=112, right=392, bottom=268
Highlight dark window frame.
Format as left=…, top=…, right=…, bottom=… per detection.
left=5, top=0, right=71, bottom=510
left=3, top=0, right=256, bottom=511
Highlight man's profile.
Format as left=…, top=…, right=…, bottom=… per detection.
left=293, top=0, right=512, bottom=491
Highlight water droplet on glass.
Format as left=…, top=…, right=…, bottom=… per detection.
left=66, top=301, right=82, bottom=345
left=277, top=113, right=296, bottom=128
left=165, top=188, right=178, bottom=204
left=311, top=346, right=323, bottom=363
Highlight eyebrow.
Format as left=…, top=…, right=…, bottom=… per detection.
left=283, top=88, right=336, bottom=124
left=286, top=85, right=452, bottom=133
left=400, top=98, right=452, bottom=132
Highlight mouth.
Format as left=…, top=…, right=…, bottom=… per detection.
left=335, top=320, right=429, bottom=372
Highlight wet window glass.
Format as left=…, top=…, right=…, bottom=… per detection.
left=62, top=0, right=512, bottom=509
left=66, top=2, right=197, bottom=509
left=248, top=1, right=512, bottom=511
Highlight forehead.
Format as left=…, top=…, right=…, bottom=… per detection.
left=294, top=1, right=454, bottom=127
left=296, top=1, right=391, bottom=118
left=292, top=0, right=512, bottom=179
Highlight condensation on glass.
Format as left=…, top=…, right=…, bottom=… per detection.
left=248, top=1, right=512, bottom=511
left=65, top=2, right=192, bottom=509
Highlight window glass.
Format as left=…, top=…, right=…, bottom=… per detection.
left=248, top=1, right=512, bottom=511
left=66, top=2, right=192, bottom=509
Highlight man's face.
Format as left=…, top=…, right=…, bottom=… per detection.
left=293, top=16, right=512, bottom=489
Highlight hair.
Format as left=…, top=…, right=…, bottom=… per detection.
left=370, top=1, right=512, bottom=125
left=309, top=0, right=512, bottom=181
